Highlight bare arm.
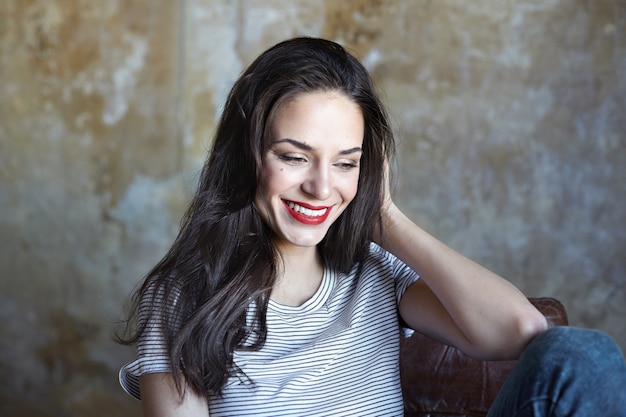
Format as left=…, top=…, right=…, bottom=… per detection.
left=139, top=373, right=210, bottom=417
left=381, top=202, right=548, bottom=360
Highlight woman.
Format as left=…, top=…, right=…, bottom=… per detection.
left=118, top=37, right=626, bottom=416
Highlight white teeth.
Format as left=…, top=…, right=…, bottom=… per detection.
left=287, top=201, right=327, bottom=217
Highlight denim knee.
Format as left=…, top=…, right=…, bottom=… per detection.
left=489, top=327, right=626, bottom=417
left=521, top=326, right=625, bottom=372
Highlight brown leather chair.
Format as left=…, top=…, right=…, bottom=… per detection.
left=400, top=297, right=569, bottom=417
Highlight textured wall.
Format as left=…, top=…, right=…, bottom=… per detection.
left=1, top=1, right=624, bottom=415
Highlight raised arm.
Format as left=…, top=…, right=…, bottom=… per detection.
left=380, top=200, right=548, bottom=360
left=139, top=372, right=210, bottom=417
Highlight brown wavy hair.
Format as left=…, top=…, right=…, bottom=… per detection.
left=117, top=37, right=395, bottom=401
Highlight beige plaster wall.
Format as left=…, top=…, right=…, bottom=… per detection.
left=0, top=1, right=624, bottom=415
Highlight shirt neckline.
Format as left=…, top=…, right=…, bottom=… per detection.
left=268, top=267, right=335, bottom=316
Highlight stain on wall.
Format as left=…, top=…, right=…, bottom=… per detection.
left=1, top=1, right=624, bottom=415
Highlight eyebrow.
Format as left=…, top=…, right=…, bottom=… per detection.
left=273, top=138, right=363, bottom=155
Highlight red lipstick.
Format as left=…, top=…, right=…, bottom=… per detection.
left=283, top=200, right=332, bottom=225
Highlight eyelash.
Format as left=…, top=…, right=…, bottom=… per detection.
left=277, top=154, right=358, bottom=170
left=278, top=154, right=307, bottom=164
left=335, top=162, right=359, bottom=170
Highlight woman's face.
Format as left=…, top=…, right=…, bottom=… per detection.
left=255, top=90, right=364, bottom=251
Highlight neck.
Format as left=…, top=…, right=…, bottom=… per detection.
left=271, top=244, right=324, bottom=307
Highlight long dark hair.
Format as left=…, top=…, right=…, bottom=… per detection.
left=117, top=37, right=395, bottom=401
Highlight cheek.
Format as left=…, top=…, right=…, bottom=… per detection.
left=341, top=174, right=361, bottom=203
left=256, top=166, right=287, bottom=201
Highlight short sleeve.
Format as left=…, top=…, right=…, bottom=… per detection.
left=119, top=289, right=173, bottom=400
left=368, top=242, right=420, bottom=304
left=391, top=252, right=420, bottom=306
left=369, top=242, right=420, bottom=336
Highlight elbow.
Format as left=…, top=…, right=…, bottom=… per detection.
left=481, top=305, right=549, bottom=361
left=465, top=307, right=549, bottom=361
left=520, top=304, right=549, bottom=339
left=511, top=304, right=549, bottom=357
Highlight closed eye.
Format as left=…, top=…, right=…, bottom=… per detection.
left=334, top=161, right=359, bottom=171
left=277, top=154, right=308, bottom=164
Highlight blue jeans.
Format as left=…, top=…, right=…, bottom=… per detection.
left=488, top=326, right=626, bottom=417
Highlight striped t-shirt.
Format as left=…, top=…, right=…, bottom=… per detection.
left=119, top=242, right=420, bottom=416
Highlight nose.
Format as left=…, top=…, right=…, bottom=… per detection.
left=302, top=163, right=331, bottom=201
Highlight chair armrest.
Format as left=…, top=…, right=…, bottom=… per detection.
left=400, top=297, right=568, bottom=417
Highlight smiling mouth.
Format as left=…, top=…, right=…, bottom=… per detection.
left=283, top=200, right=332, bottom=225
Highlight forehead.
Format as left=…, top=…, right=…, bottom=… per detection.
left=268, top=91, right=364, bottom=147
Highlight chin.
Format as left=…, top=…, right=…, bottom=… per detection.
left=278, top=231, right=328, bottom=249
